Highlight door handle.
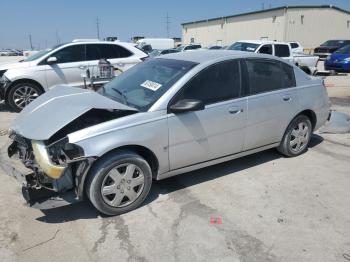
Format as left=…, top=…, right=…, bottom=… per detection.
left=229, top=108, right=243, bottom=115
left=283, top=96, right=291, bottom=102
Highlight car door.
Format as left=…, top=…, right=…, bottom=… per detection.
left=86, top=44, right=139, bottom=76
left=167, top=60, right=247, bottom=170
left=243, top=58, right=299, bottom=150
left=274, top=44, right=293, bottom=63
left=44, top=44, right=88, bottom=88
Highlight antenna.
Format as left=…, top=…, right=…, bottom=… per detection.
left=96, top=17, right=100, bottom=40
left=165, top=12, right=171, bottom=38
left=28, top=34, right=33, bottom=50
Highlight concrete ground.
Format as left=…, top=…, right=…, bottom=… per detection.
left=0, top=61, right=349, bottom=262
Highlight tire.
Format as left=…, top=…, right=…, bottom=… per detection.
left=7, top=82, right=43, bottom=112
left=278, top=115, right=312, bottom=157
left=85, top=151, right=152, bottom=216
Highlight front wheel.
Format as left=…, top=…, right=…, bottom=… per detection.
left=278, top=115, right=312, bottom=157
left=7, top=82, right=43, bottom=112
left=86, top=151, right=152, bottom=216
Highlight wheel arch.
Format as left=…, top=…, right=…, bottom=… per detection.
left=5, top=78, right=45, bottom=100
left=296, top=109, right=317, bottom=131
left=77, top=144, right=160, bottom=199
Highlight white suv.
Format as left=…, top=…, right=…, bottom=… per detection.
left=0, top=40, right=148, bottom=111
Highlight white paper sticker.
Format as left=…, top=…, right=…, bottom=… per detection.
left=141, top=80, right=162, bottom=91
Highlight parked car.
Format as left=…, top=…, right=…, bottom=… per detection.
left=0, top=40, right=148, bottom=111
left=136, top=38, right=175, bottom=51
left=0, top=49, right=18, bottom=56
left=7, top=50, right=330, bottom=216
left=149, top=48, right=179, bottom=57
left=324, top=44, right=350, bottom=72
left=288, top=41, right=303, bottom=53
left=206, top=45, right=223, bottom=50
left=314, top=40, right=350, bottom=60
left=176, top=44, right=202, bottom=52
left=227, top=40, right=319, bottom=75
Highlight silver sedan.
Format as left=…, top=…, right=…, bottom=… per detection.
left=8, top=50, right=330, bottom=215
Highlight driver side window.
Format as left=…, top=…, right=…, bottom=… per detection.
left=174, top=60, right=241, bottom=105
left=52, top=45, right=86, bottom=64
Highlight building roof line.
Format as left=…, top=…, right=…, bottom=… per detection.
left=181, top=5, right=350, bottom=26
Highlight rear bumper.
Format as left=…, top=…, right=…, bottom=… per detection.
left=314, top=52, right=331, bottom=60
left=324, top=62, right=350, bottom=72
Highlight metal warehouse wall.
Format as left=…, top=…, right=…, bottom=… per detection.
left=286, top=8, right=350, bottom=49
left=182, top=7, right=350, bottom=49
left=182, top=9, right=285, bottom=46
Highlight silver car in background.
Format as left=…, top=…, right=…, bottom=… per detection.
left=7, top=51, right=330, bottom=216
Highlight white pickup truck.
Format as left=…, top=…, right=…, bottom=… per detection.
left=227, top=40, right=319, bottom=75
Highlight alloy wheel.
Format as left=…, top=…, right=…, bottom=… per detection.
left=289, top=121, right=310, bottom=153
left=101, top=163, right=145, bottom=208
left=13, top=86, right=39, bottom=109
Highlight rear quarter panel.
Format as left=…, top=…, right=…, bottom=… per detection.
left=295, top=68, right=330, bottom=130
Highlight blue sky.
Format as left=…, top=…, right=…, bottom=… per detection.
left=1, top=0, right=350, bottom=49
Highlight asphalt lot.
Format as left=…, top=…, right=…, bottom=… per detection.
left=0, top=61, right=349, bottom=262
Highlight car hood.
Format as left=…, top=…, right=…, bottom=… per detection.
left=330, top=53, right=350, bottom=61
left=0, top=60, right=33, bottom=71
left=11, top=85, right=138, bottom=140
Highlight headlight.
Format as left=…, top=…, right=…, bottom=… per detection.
left=32, top=140, right=66, bottom=179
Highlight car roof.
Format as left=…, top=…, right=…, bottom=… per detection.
left=158, top=50, right=277, bottom=64
left=235, top=40, right=289, bottom=45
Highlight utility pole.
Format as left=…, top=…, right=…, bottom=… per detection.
left=28, top=34, right=33, bottom=50
left=55, top=30, right=61, bottom=44
left=262, top=1, right=265, bottom=10
left=165, top=12, right=171, bottom=38
left=96, top=17, right=100, bottom=39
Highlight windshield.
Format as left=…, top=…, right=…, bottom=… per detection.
left=98, top=58, right=197, bottom=111
left=335, top=44, right=350, bottom=54
left=320, top=40, right=345, bottom=47
left=227, top=42, right=259, bottom=52
left=23, top=43, right=65, bottom=62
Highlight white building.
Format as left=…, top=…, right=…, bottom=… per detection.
left=182, top=5, right=350, bottom=49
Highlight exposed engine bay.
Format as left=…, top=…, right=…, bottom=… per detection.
left=7, top=108, right=136, bottom=208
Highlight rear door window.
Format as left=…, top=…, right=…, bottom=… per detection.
left=274, top=44, right=291, bottom=57
left=258, top=45, right=273, bottom=55
left=245, top=59, right=295, bottom=95
left=86, top=44, right=132, bottom=60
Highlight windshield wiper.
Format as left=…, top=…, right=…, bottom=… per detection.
left=112, top=88, right=129, bottom=106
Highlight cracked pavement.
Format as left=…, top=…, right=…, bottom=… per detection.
left=0, top=65, right=350, bottom=262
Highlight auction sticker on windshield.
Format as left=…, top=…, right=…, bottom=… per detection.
left=141, top=80, right=162, bottom=91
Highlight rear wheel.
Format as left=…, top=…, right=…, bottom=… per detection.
left=278, top=115, right=312, bottom=157
left=7, top=82, right=43, bottom=112
left=86, top=151, right=152, bottom=216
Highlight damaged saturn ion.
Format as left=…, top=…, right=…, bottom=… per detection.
left=7, top=51, right=330, bottom=215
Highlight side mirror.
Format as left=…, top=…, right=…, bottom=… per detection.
left=47, top=56, right=58, bottom=64
left=169, top=99, right=205, bottom=114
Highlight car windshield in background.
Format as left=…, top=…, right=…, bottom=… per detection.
left=23, top=43, right=65, bottom=62
left=98, top=58, right=197, bottom=111
left=320, top=40, right=346, bottom=47
left=335, top=44, right=350, bottom=54
left=227, top=42, right=260, bottom=52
